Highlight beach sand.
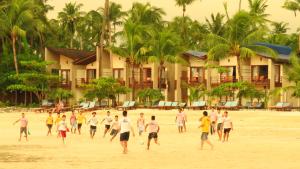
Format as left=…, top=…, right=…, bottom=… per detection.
left=0, top=109, right=300, bottom=169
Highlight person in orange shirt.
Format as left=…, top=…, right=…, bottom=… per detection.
left=199, top=111, right=213, bottom=150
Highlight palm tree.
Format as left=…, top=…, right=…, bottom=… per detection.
left=58, top=2, right=84, bottom=49
left=107, top=2, right=125, bottom=38
left=248, top=0, right=269, bottom=27
left=205, top=13, right=226, bottom=36
left=148, top=28, right=183, bottom=89
left=111, top=19, right=149, bottom=100
left=0, top=0, right=44, bottom=75
left=175, top=0, right=197, bottom=17
left=271, top=22, right=290, bottom=34
left=98, top=0, right=109, bottom=77
left=206, top=11, right=276, bottom=82
left=283, top=0, right=300, bottom=16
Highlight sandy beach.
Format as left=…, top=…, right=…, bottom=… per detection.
left=1, top=109, right=300, bottom=169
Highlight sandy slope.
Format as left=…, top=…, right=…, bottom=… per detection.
left=0, top=109, right=300, bottom=169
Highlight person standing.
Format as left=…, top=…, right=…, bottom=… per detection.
left=137, top=113, right=145, bottom=136
left=216, top=109, right=224, bottom=141
left=46, top=112, right=54, bottom=136
left=87, top=112, right=98, bottom=139
left=175, top=109, right=184, bottom=133
left=77, top=111, right=86, bottom=135
left=70, top=110, right=77, bottom=134
left=55, top=113, right=62, bottom=138
left=13, top=113, right=28, bottom=141
left=222, top=111, right=233, bottom=142
left=119, top=111, right=135, bottom=154
left=109, top=115, right=120, bottom=142
left=145, top=115, right=160, bottom=150
left=100, top=111, right=113, bottom=138
left=181, top=108, right=187, bottom=132
left=210, top=108, right=217, bottom=135
left=199, top=111, right=213, bottom=150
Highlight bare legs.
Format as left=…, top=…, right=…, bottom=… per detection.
left=120, top=141, right=128, bottom=154
left=201, top=140, right=213, bottom=150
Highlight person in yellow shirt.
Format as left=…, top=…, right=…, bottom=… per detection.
left=77, top=111, right=86, bottom=135
left=199, top=111, right=213, bottom=150
left=55, top=113, right=62, bottom=137
left=46, top=112, right=54, bottom=136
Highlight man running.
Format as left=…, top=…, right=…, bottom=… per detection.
left=175, top=109, right=184, bottom=133
left=119, top=111, right=135, bottom=154
left=46, top=112, right=54, bottom=136
left=145, top=115, right=160, bottom=150
left=77, top=111, right=86, bottom=135
left=222, top=111, right=233, bottom=142
left=87, top=112, right=98, bottom=139
left=199, top=111, right=213, bottom=150
left=100, top=111, right=113, bottom=138
left=137, top=113, right=145, bottom=136
left=216, top=109, right=224, bottom=141
left=13, top=113, right=28, bottom=141
left=70, top=110, right=77, bottom=134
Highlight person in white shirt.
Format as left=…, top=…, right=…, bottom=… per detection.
left=222, top=111, right=233, bottom=142
left=57, top=115, right=68, bottom=144
left=119, top=111, right=135, bottom=154
left=145, top=115, right=160, bottom=150
left=87, top=112, right=98, bottom=139
left=100, top=111, right=113, bottom=138
left=216, top=109, right=224, bottom=141
left=108, top=115, right=120, bottom=142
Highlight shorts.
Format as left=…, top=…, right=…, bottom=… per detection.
left=217, top=123, right=223, bottom=131
left=177, top=121, right=184, bottom=127
left=148, top=132, right=158, bottom=140
left=20, top=127, right=27, bottom=135
left=120, top=132, right=130, bottom=141
left=71, top=122, right=77, bottom=128
left=138, top=125, right=144, bottom=133
left=224, top=128, right=231, bottom=134
left=110, top=129, right=119, bottom=136
left=105, top=125, right=111, bottom=130
left=77, top=123, right=82, bottom=129
left=90, top=125, right=97, bottom=133
left=47, top=124, right=53, bottom=129
left=201, top=132, right=209, bottom=141
left=60, top=130, right=66, bottom=138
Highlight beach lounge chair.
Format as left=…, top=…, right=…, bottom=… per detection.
left=163, top=101, right=173, bottom=110
left=221, top=101, right=240, bottom=110
left=189, top=101, right=206, bottom=110
left=171, top=102, right=179, bottom=109
left=270, top=102, right=292, bottom=111
left=155, top=101, right=165, bottom=109
left=249, top=102, right=264, bottom=109
left=179, top=102, right=187, bottom=108
left=75, top=102, right=90, bottom=111
left=244, top=102, right=252, bottom=109
left=117, top=101, right=130, bottom=110
left=83, top=101, right=96, bottom=111
left=34, top=100, right=54, bottom=113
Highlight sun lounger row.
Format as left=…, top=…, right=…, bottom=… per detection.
left=188, top=101, right=207, bottom=110
left=117, top=101, right=136, bottom=111
left=154, top=101, right=186, bottom=110
left=269, top=102, right=292, bottom=111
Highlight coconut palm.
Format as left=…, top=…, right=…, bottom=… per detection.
left=283, top=0, right=300, bottom=16
left=107, top=2, right=125, bottom=38
left=58, top=2, right=84, bottom=49
left=148, top=28, right=183, bottom=89
left=111, top=19, right=150, bottom=100
left=248, top=0, right=269, bottom=27
left=99, top=0, right=109, bottom=77
left=0, top=0, right=44, bottom=75
left=271, top=22, right=290, bottom=34
left=206, top=11, right=276, bottom=82
left=205, top=13, right=226, bottom=36
left=175, top=0, right=197, bottom=17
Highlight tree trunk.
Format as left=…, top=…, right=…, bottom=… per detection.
left=99, top=0, right=109, bottom=77
left=237, top=55, right=243, bottom=81
left=70, top=37, right=73, bottom=48
left=131, top=63, right=136, bottom=100
left=140, top=64, right=144, bottom=89
left=11, top=33, right=19, bottom=75
left=158, top=62, right=164, bottom=90
left=239, top=0, right=242, bottom=11
left=80, top=36, right=83, bottom=50
left=24, top=91, right=27, bottom=106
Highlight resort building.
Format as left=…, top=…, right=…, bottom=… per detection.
left=45, top=41, right=300, bottom=107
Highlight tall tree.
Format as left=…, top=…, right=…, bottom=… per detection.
left=148, top=28, right=183, bottom=89
left=248, top=0, right=269, bottom=27
left=0, top=0, right=44, bottom=75
left=175, top=0, right=197, bottom=17
left=283, top=0, right=300, bottom=16
left=205, top=13, right=226, bottom=36
left=99, top=0, right=109, bottom=77
left=58, top=2, right=84, bottom=49
left=271, top=22, right=290, bottom=34
left=206, top=11, right=276, bottom=82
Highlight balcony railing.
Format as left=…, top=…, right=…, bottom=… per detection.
left=75, top=78, right=95, bottom=88
left=211, top=76, right=237, bottom=87
left=251, top=76, right=270, bottom=88
left=129, top=79, right=153, bottom=89
left=60, top=81, right=72, bottom=89
left=189, top=77, right=207, bottom=87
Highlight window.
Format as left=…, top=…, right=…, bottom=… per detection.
left=51, top=69, right=59, bottom=75
left=143, top=68, right=152, bottom=81
left=113, top=68, right=124, bottom=80
left=61, top=70, right=70, bottom=84
left=86, top=69, right=96, bottom=82
left=190, top=67, right=204, bottom=82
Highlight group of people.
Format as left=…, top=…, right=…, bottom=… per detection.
left=13, top=107, right=233, bottom=153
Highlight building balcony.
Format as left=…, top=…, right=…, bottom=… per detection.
left=189, top=78, right=207, bottom=87
left=116, top=79, right=125, bottom=86
left=251, top=76, right=270, bottom=88
left=211, top=76, right=237, bottom=87
left=129, top=80, right=153, bottom=89
left=60, top=81, right=72, bottom=89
